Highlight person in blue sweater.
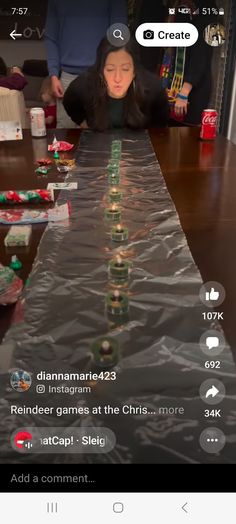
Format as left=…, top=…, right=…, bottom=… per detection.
left=44, top=0, right=127, bottom=128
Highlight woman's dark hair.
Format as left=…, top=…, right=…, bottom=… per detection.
left=0, top=57, right=7, bottom=76
left=87, top=37, right=146, bottom=131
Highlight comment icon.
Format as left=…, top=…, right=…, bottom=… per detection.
left=200, top=330, right=225, bottom=356
left=206, top=336, right=219, bottom=350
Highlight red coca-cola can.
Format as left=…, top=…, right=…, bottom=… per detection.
left=200, top=109, right=218, bottom=140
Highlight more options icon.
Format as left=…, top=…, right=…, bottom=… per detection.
left=199, top=427, right=226, bottom=454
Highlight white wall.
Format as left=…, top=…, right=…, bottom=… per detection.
left=0, top=40, right=46, bottom=68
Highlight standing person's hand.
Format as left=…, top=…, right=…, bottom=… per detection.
left=10, top=66, right=24, bottom=77
left=174, top=97, right=188, bottom=117
left=174, top=83, right=192, bottom=118
left=51, top=76, right=64, bottom=98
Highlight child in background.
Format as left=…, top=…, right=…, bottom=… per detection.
left=40, top=77, right=57, bottom=128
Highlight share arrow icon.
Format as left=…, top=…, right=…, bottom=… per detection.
left=206, top=385, right=219, bottom=398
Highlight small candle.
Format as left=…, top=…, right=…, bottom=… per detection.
left=111, top=140, right=122, bottom=150
left=109, top=187, right=122, bottom=203
left=111, top=145, right=122, bottom=154
left=108, top=158, right=119, bottom=167
left=111, top=224, right=129, bottom=242
left=107, top=164, right=120, bottom=175
left=107, top=162, right=120, bottom=175
left=111, top=149, right=121, bottom=160
left=91, top=336, right=119, bottom=368
left=108, top=255, right=130, bottom=281
left=100, top=340, right=113, bottom=354
left=116, top=255, right=123, bottom=266
left=104, top=204, right=121, bottom=222
left=113, top=289, right=120, bottom=300
left=106, top=289, right=129, bottom=316
left=108, top=172, right=120, bottom=185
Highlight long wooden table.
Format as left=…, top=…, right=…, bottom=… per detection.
left=1, top=128, right=236, bottom=354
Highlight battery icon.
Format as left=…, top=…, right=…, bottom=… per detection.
left=219, top=7, right=224, bottom=15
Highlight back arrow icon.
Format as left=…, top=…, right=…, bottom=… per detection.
left=10, top=29, right=22, bottom=40
left=182, top=503, right=188, bottom=514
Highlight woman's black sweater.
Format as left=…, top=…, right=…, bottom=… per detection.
left=63, top=68, right=169, bottom=130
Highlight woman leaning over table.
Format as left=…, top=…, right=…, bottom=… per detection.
left=63, top=37, right=169, bottom=131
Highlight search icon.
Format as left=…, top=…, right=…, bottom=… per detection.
left=107, top=23, right=130, bottom=47
left=113, top=29, right=124, bottom=40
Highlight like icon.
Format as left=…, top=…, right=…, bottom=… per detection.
left=199, top=281, right=225, bottom=307
left=205, top=287, right=220, bottom=301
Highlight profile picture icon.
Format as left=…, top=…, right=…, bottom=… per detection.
left=204, top=23, right=225, bottom=47
left=10, top=370, right=32, bottom=392
left=14, top=430, right=33, bottom=450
